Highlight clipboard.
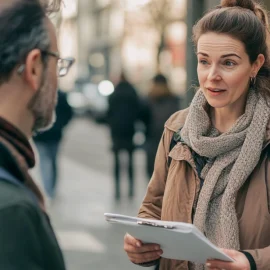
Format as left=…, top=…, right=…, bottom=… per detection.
left=104, top=213, right=233, bottom=264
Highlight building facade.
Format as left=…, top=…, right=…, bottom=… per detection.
left=58, top=0, right=270, bottom=99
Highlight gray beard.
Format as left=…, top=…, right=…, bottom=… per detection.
left=28, top=71, right=58, bottom=134
left=35, top=110, right=56, bottom=133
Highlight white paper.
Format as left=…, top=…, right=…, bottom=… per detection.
left=104, top=213, right=233, bottom=264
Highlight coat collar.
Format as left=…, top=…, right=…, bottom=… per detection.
left=164, top=108, right=189, bottom=133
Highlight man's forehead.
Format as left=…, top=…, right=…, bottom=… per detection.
left=46, top=18, right=56, bottom=36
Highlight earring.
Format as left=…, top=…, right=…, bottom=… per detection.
left=250, top=76, right=257, bottom=86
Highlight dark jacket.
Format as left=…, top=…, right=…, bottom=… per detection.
left=107, top=81, right=140, bottom=140
left=0, top=142, right=66, bottom=270
left=140, top=94, right=180, bottom=151
left=34, top=91, right=73, bottom=143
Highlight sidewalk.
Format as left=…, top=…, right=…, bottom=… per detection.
left=32, top=118, right=153, bottom=270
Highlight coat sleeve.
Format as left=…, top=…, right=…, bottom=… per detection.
left=138, top=128, right=173, bottom=220
left=0, top=203, right=44, bottom=270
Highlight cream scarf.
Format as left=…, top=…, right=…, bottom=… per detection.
left=180, top=89, right=270, bottom=269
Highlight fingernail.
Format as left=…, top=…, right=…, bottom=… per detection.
left=155, top=246, right=160, bottom=250
left=136, top=242, right=141, bottom=247
left=206, top=263, right=211, bottom=267
left=158, top=251, right=163, bottom=256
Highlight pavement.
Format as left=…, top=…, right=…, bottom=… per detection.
left=31, top=117, right=155, bottom=270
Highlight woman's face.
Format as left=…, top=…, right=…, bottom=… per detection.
left=197, top=32, right=264, bottom=111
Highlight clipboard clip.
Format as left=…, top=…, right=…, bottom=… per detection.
left=137, top=221, right=175, bottom=229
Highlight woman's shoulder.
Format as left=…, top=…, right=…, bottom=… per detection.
left=164, top=108, right=189, bottom=132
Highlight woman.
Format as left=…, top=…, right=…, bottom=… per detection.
left=124, top=0, right=270, bottom=269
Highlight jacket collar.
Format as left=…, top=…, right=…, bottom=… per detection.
left=164, top=108, right=189, bottom=132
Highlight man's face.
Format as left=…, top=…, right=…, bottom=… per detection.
left=28, top=18, right=59, bottom=133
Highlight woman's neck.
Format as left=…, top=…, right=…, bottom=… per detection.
left=211, top=106, right=245, bottom=133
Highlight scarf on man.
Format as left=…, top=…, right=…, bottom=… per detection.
left=180, top=89, right=270, bottom=269
left=0, top=117, right=45, bottom=210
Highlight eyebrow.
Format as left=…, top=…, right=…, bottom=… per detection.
left=197, top=52, right=242, bottom=59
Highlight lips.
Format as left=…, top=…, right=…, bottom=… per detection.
left=207, top=87, right=226, bottom=93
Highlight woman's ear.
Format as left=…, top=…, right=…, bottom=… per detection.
left=251, top=54, right=265, bottom=77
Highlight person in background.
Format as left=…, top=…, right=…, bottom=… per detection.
left=107, top=73, right=140, bottom=200
left=124, top=0, right=270, bottom=269
left=34, top=90, right=73, bottom=199
left=0, top=0, right=74, bottom=269
left=141, top=74, right=180, bottom=179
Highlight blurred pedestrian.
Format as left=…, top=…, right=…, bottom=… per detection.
left=141, top=74, right=180, bottom=179
left=0, top=0, right=74, bottom=269
left=34, top=90, right=73, bottom=199
left=107, top=73, right=140, bottom=200
left=124, top=0, right=270, bottom=269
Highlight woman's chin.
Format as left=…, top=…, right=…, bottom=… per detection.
left=206, top=99, right=229, bottom=109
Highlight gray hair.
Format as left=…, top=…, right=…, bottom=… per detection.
left=0, top=0, right=61, bottom=85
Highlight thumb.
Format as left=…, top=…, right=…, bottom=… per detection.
left=220, top=248, right=238, bottom=258
left=125, top=233, right=142, bottom=247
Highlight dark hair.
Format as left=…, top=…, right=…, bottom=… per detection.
left=153, top=74, right=168, bottom=85
left=0, top=0, right=61, bottom=85
left=193, top=0, right=270, bottom=97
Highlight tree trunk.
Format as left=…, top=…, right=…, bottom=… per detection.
left=156, top=31, right=166, bottom=73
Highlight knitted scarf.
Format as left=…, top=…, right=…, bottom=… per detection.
left=0, top=117, right=35, bottom=168
left=0, top=117, right=45, bottom=210
left=180, top=89, right=270, bottom=269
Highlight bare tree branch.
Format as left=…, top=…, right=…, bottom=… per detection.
left=40, top=0, right=62, bottom=14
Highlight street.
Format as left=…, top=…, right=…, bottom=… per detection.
left=32, top=117, right=154, bottom=270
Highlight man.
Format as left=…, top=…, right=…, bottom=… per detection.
left=0, top=0, right=74, bottom=269
left=107, top=73, right=140, bottom=200
left=140, top=74, right=180, bottom=179
left=34, top=90, right=73, bottom=199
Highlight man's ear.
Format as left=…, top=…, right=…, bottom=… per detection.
left=24, top=49, right=44, bottom=92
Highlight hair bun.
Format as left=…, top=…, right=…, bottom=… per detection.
left=220, top=0, right=269, bottom=28
left=220, top=0, right=255, bottom=12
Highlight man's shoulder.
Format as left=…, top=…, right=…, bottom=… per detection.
left=0, top=181, right=39, bottom=215
left=164, top=108, right=189, bottom=132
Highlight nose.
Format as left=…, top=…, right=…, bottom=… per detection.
left=207, top=64, right=222, bottom=81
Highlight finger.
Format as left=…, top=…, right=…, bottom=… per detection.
left=125, top=242, right=162, bottom=254
left=220, top=248, right=238, bottom=258
left=206, top=260, right=234, bottom=270
left=124, top=233, right=142, bottom=247
left=128, top=250, right=163, bottom=264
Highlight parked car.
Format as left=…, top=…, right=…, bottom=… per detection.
left=67, top=78, right=113, bottom=118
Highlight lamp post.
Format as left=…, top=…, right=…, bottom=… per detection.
left=185, top=0, right=204, bottom=107
left=263, top=1, right=270, bottom=11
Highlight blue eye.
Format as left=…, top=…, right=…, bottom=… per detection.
left=225, top=60, right=235, bottom=66
left=199, top=60, right=208, bottom=65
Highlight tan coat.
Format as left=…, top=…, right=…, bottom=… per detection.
left=138, top=109, right=270, bottom=270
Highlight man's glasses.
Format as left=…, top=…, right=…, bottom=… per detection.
left=43, top=51, right=75, bottom=77
left=17, top=50, right=75, bottom=77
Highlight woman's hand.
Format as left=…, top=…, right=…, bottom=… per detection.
left=124, top=233, right=163, bottom=264
left=206, top=249, right=250, bottom=270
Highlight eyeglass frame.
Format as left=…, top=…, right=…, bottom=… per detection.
left=17, top=50, right=75, bottom=77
